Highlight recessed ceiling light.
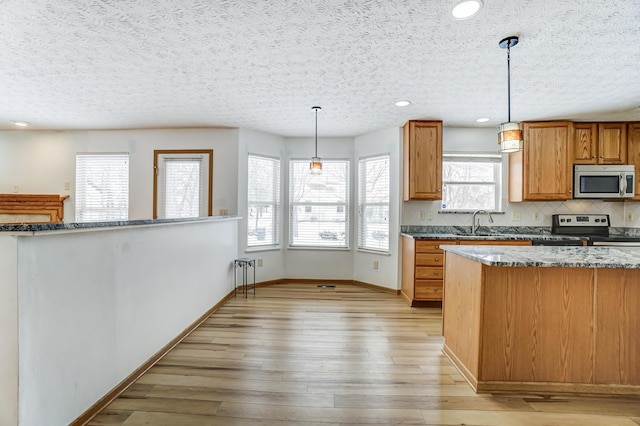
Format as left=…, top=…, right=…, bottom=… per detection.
left=395, top=100, right=411, bottom=107
left=476, top=117, right=490, bottom=123
left=12, top=120, right=30, bottom=127
left=451, top=0, right=483, bottom=20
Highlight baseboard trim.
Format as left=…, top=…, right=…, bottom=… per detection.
left=71, top=289, right=236, bottom=426
left=352, top=280, right=400, bottom=295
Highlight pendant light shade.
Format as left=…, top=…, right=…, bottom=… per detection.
left=498, top=36, right=523, bottom=153
left=310, top=106, right=322, bottom=175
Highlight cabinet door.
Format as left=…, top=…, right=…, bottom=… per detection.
left=403, top=121, right=442, bottom=200
left=598, top=123, right=627, bottom=164
left=627, top=123, right=640, bottom=200
left=573, top=123, right=597, bottom=164
left=523, top=122, right=573, bottom=200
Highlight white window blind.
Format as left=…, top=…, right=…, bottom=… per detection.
left=441, top=153, right=502, bottom=211
left=358, top=155, right=390, bottom=252
left=75, top=153, right=129, bottom=222
left=248, top=154, right=280, bottom=247
left=289, top=159, right=349, bottom=248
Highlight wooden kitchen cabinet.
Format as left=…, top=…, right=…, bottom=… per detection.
left=403, top=120, right=442, bottom=200
left=509, top=121, right=574, bottom=202
left=573, top=122, right=627, bottom=164
left=627, top=122, right=640, bottom=200
left=401, top=237, right=531, bottom=307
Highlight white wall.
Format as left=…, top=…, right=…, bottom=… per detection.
left=283, top=137, right=355, bottom=280
left=0, top=236, right=18, bottom=426
left=402, top=127, right=632, bottom=228
left=237, top=128, right=286, bottom=282
left=0, top=128, right=240, bottom=221
left=353, top=127, right=402, bottom=290
left=15, top=219, right=238, bottom=426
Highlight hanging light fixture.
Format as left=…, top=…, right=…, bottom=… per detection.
left=310, top=106, right=322, bottom=175
left=498, top=36, right=523, bottom=153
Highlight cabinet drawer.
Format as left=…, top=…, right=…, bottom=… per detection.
left=416, top=266, right=443, bottom=279
left=416, top=253, right=444, bottom=266
left=415, top=280, right=443, bottom=300
left=416, top=240, right=446, bottom=253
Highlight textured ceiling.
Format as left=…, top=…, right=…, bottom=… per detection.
left=1, top=0, right=639, bottom=137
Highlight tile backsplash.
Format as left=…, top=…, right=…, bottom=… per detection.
left=403, top=199, right=640, bottom=229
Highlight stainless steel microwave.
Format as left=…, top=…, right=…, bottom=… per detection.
left=573, top=165, right=635, bottom=199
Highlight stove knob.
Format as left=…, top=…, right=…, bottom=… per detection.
left=560, top=219, right=565, bottom=222
left=567, top=219, right=572, bottom=222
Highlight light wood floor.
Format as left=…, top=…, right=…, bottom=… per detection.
left=89, top=284, right=640, bottom=426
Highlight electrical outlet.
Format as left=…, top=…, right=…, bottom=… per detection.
left=64, top=181, right=70, bottom=190
left=219, top=208, right=228, bottom=216
left=373, top=260, right=379, bottom=270
left=12, top=185, right=19, bottom=193
left=419, top=211, right=426, bottom=221
left=533, top=212, right=540, bottom=221
left=427, top=211, right=433, bottom=220
left=511, top=212, right=521, bottom=221
left=627, top=212, right=634, bottom=222
left=257, top=258, right=263, bottom=267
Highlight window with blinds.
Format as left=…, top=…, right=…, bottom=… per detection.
left=247, top=154, right=280, bottom=247
left=154, top=150, right=212, bottom=219
left=289, top=159, right=349, bottom=248
left=358, top=154, right=390, bottom=252
left=75, top=153, right=129, bottom=222
left=441, top=153, right=502, bottom=211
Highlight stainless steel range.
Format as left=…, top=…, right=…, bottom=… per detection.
left=551, top=214, right=640, bottom=246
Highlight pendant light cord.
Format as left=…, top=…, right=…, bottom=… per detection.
left=315, top=107, right=318, bottom=157
left=507, top=39, right=512, bottom=122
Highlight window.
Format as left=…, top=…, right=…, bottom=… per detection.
left=358, top=155, right=390, bottom=252
left=153, top=150, right=213, bottom=219
left=289, top=159, right=349, bottom=248
left=441, top=153, right=502, bottom=211
left=247, top=154, right=280, bottom=247
left=75, top=153, right=129, bottom=222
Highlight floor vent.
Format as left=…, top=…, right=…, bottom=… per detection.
left=317, top=284, right=336, bottom=288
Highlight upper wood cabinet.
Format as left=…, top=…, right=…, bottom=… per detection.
left=509, top=121, right=574, bottom=202
left=627, top=123, right=640, bottom=201
left=403, top=120, right=442, bottom=200
left=573, top=122, right=627, bottom=164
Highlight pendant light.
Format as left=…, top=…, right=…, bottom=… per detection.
left=310, top=106, right=322, bottom=175
left=498, top=36, right=523, bottom=153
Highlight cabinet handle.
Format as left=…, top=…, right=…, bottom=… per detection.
left=601, top=155, right=604, bottom=158
left=434, top=257, right=439, bottom=261
left=434, top=288, right=440, bottom=292
left=438, top=189, right=442, bottom=192
left=434, top=271, right=439, bottom=275
left=592, top=156, right=595, bottom=158
left=435, top=245, right=439, bottom=249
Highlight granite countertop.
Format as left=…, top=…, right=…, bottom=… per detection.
left=401, top=232, right=584, bottom=242
left=441, top=245, right=640, bottom=269
left=0, top=215, right=239, bottom=234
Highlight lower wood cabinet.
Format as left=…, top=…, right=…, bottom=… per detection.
left=401, top=236, right=531, bottom=307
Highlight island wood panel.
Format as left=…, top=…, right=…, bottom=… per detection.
left=479, top=266, right=595, bottom=384
left=595, top=268, right=640, bottom=385
left=442, top=254, right=483, bottom=380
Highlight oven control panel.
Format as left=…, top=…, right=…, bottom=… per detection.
left=552, top=214, right=610, bottom=227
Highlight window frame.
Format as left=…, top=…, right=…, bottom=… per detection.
left=247, top=153, right=281, bottom=249
left=75, top=152, right=130, bottom=222
left=288, top=158, right=350, bottom=250
left=357, top=154, right=390, bottom=253
left=441, top=153, right=502, bottom=212
left=153, top=149, right=213, bottom=219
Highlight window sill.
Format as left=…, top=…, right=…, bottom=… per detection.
left=287, top=246, right=351, bottom=251
left=356, top=248, right=391, bottom=256
left=245, top=246, right=281, bottom=253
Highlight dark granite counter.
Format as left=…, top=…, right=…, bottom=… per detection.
left=441, top=245, right=640, bottom=268
left=0, top=215, right=239, bottom=235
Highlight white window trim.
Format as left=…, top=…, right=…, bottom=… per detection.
left=247, top=153, right=281, bottom=249
left=288, top=158, right=350, bottom=250
left=441, top=153, right=502, bottom=212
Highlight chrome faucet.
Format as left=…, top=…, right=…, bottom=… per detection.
left=472, top=209, right=494, bottom=235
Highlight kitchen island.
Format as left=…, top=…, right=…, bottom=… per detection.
left=441, top=245, right=640, bottom=396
